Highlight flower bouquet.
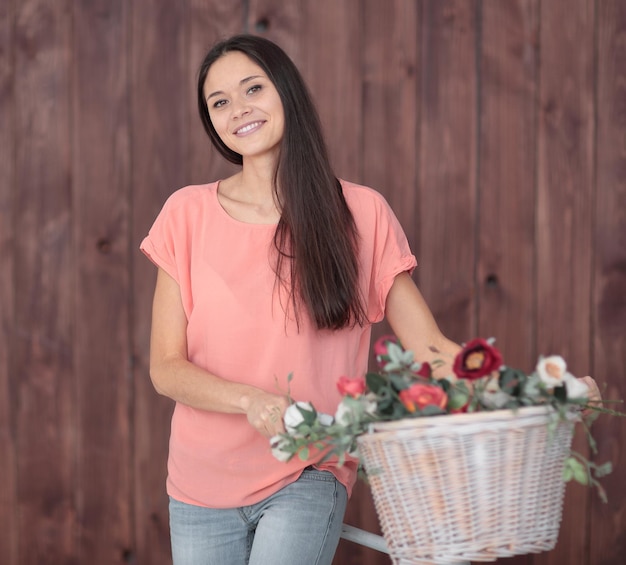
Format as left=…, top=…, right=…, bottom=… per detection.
left=271, top=337, right=622, bottom=564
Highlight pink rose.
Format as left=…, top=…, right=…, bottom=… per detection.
left=373, top=334, right=400, bottom=369
left=337, top=376, right=366, bottom=398
left=399, top=383, right=448, bottom=413
left=453, top=338, right=503, bottom=380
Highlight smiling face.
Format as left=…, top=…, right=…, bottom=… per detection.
left=203, top=51, right=285, bottom=163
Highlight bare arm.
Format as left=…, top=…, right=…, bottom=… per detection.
left=148, top=267, right=288, bottom=437
left=385, top=272, right=603, bottom=406
left=384, top=272, right=461, bottom=377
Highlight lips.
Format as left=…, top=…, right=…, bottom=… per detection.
left=234, top=121, right=264, bottom=135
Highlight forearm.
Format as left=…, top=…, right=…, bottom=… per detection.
left=150, top=354, right=270, bottom=414
left=149, top=354, right=289, bottom=437
left=147, top=267, right=288, bottom=437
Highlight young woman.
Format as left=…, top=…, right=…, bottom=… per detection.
left=140, top=34, right=600, bottom=565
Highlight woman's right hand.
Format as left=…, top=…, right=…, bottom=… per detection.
left=242, top=391, right=290, bottom=438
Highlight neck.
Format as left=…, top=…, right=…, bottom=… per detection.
left=238, top=153, right=279, bottom=200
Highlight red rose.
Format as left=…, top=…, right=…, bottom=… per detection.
left=399, top=383, right=448, bottom=413
left=414, top=362, right=432, bottom=379
left=337, top=376, right=366, bottom=398
left=373, top=334, right=400, bottom=369
left=453, top=338, right=503, bottom=380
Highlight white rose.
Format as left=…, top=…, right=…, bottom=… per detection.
left=536, top=355, right=570, bottom=389
left=564, top=374, right=589, bottom=400
left=317, top=413, right=334, bottom=426
left=284, top=401, right=315, bottom=433
left=334, top=400, right=355, bottom=426
left=334, top=396, right=376, bottom=426
left=479, top=389, right=512, bottom=409
left=362, top=393, right=378, bottom=417
left=270, top=435, right=292, bottom=462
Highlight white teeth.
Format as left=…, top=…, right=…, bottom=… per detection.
left=236, top=122, right=262, bottom=134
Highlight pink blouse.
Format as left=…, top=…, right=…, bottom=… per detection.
left=140, top=180, right=416, bottom=508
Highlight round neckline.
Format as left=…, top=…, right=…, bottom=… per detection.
left=213, top=180, right=279, bottom=227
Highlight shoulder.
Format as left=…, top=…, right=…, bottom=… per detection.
left=162, top=182, right=218, bottom=212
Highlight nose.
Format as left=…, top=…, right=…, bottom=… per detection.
left=231, top=96, right=251, bottom=120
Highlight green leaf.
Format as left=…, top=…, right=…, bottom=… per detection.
left=574, top=466, right=589, bottom=485
left=594, top=462, right=613, bottom=478
left=447, top=384, right=470, bottom=410
left=389, top=373, right=410, bottom=391
left=366, top=372, right=387, bottom=394
left=499, top=367, right=526, bottom=396
left=420, top=405, right=446, bottom=417
left=296, top=404, right=317, bottom=426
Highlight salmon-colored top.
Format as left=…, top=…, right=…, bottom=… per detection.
left=140, top=179, right=416, bottom=508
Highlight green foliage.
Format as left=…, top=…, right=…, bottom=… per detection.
left=271, top=339, right=626, bottom=503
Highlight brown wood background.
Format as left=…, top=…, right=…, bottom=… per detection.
left=1, top=1, right=625, bottom=564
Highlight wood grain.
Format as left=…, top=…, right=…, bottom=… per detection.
left=535, top=1, right=595, bottom=564
left=477, top=0, right=539, bottom=373
left=417, top=0, right=478, bottom=343
left=72, top=0, right=133, bottom=562
left=0, top=0, right=17, bottom=562
left=12, top=1, right=75, bottom=563
left=131, top=1, right=190, bottom=563
left=590, top=0, right=626, bottom=562
left=1, top=1, right=625, bottom=563
left=187, top=0, right=243, bottom=184
left=478, top=1, right=542, bottom=559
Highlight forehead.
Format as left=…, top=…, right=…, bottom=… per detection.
left=203, top=51, right=269, bottom=94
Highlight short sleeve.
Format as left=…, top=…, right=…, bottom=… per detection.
left=139, top=189, right=193, bottom=286
left=345, top=183, right=417, bottom=323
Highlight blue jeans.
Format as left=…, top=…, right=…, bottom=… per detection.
left=169, top=467, right=348, bottom=565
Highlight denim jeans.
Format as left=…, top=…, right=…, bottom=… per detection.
left=169, top=467, right=348, bottom=565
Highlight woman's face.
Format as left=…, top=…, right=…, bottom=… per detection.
left=203, top=51, right=285, bottom=162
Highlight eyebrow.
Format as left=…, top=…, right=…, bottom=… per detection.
left=206, top=75, right=264, bottom=101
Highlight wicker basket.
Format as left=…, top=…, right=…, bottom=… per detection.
left=356, top=406, right=576, bottom=565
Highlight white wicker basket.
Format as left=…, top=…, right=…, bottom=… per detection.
left=356, top=406, right=576, bottom=565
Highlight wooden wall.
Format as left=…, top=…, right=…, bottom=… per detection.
left=1, top=1, right=624, bottom=564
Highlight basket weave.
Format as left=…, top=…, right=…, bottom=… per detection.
left=356, top=406, right=576, bottom=565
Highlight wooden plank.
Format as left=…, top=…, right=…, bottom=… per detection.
left=131, top=1, right=242, bottom=563
left=248, top=0, right=364, bottom=182
left=339, top=3, right=420, bottom=564
left=72, top=1, right=133, bottom=563
left=0, top=0, right=17, bottom=562
left=187, top=0, right=243, bottom=183
left=362, top=0, right=420, bottom=251
left=590, top=1, right=626, bottom=563
left=247, top=0, right=302, bottom=63
left=535, top=1, right=595, bottom=564
left=297, top=0, right=363, bottom=182
left=417, top=0, right=478, bottom=343
left=477, top=0, right=539, bottom=373
left=12, top=1, right=75, bottom=563
left=477, top=3, right=539, bottom=564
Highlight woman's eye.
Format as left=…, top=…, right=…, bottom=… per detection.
left=247, top=84, right=262, bottom=95
left=213, top=99, right=228, bottom=109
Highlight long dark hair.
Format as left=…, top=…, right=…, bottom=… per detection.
left=197, top=34, right=367, bottom=330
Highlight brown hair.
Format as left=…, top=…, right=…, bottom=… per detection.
left=197, top=34, right=367, bottom=330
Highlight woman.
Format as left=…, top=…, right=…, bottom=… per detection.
left=140, top=34, right=599, bottom=565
